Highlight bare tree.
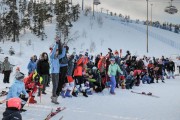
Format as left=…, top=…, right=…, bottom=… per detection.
left=62, top=30, right=80, bottom=45
left=100, top=38, right=105, bottom=46
left=89, top=40, right=96, bottom=53
left=82, top=29, right=87, bottom=38
left=97, top=15, right=103, bottom=28
left=89, top=16, right=94, bottom=29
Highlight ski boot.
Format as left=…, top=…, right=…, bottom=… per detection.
left=60, top=91, right=66, bottom=98
left=65, top=90, right=72, bottom=97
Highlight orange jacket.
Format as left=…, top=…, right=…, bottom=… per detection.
left=98, top=57, right=106, bottom=73
left=74, top=56, right=89, bottom=77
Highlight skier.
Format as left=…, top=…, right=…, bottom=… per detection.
left=56, top=45, right=69, bottom=96
left=2, top=98, right=22, bottom=120
left=125, top=71, right=135, bottom=89
left=61, top=54, right=75, bottom=98
left=108, top=57, right=123, bottom=94
left=142, top=72, right=151, bottom=84
left=27, top=56, right=37, bottom=75
left=6, top=71, right=29, bottom=112
left=73, top=53, right=89, bottom=97
left=24, top=71, right=43, bottom=104
left=49, top=41, right=66, bottom=103
left=166, top=59, right=175, bottom=79
left=37, top=52, right=50, bottom=95
left=1, top=57, right=12, bottom=83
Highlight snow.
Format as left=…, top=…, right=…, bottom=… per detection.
left=0, top=11, right=180, bottom=120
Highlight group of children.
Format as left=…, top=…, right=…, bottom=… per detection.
left=1, top=39, right=176, bottom=120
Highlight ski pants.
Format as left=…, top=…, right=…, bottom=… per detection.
left=56, top=66, right=68, bottom=95
left=110, top=76, right=116, bottom=93
left=3, top=70, right=11, bottom=83
left=51, top=73, right=59, bottom=97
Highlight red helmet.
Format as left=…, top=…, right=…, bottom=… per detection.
left=7, top=98, right=21, bottom=110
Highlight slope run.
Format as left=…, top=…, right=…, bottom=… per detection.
left=69, top=13, right=180, bottom=57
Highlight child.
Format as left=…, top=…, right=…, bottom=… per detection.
left=6, top=71, right=29, bottom=112
left=2, top=98, right=22, bottom=120
left=142, top=73, right=151, bottom=84
left=125, top=71, right=135, bottom=89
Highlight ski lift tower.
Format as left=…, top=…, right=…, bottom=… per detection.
left=146, top=0, right=149, bottom=53
left=93, top=0, right=101, bottom=17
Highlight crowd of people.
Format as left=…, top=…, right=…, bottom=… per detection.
left=1, top=37, right=177, bottom=120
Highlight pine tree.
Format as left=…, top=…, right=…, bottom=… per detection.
left=4, top=0, right=20, bottom=42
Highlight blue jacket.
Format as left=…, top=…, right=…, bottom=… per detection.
left=50, top=44, right=66, bottom=74
left=6, top=80, right=28, bottom=100
left=27, top=60, right=36, bottom=74
left=142, top=75, right=151, bottom=81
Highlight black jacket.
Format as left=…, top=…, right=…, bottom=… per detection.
left=3, top=108, right=22, bottom=120
left=37, top=59, right=50, bottom=75
left=167, top=61, right=175, bottom=71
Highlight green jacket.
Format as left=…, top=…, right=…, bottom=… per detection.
left=108, top=63, right=123, bottom=76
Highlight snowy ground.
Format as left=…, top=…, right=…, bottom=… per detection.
left=0, top=75, right=180, bottom=120
left=0, top=12, right=180, bottom=120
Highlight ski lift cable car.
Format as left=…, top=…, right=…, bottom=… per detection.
left=164, top=0, right=178, bottom=14
left=93, top=0, right=101, bottom=5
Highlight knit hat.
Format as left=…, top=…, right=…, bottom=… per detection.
left=15, top=72, right=25, bottom=80
left=110, top=57, right=115, bottom=61
left=114, top=50, right=119, bottom=55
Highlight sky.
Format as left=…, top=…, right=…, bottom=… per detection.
left=72, top=0, right=180, bottom=24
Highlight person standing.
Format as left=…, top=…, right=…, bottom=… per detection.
left=27, top=56, right=37, bottom=75
left=50, top=41, right=66, bottom=104
left=1, top=57, right=12, bottom=83
left=108, top=57, right=123, bottom=94
left=37, top=52, right=50, bottom=95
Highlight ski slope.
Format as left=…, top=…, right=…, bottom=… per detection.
left=0, top=11, right=180, bottom=120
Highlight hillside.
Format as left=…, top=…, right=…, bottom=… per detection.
left=0, top=11, right=180, bottom=120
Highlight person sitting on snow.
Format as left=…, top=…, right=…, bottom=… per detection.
left=6, top=71, right=29, bottom=112
left=125, top=71, right=135, bottom=89
left=2, top=98, right=22, bottom=120
left=142, top=72, right=151, bottom=84
left=85, top=66, right=105, bottom=93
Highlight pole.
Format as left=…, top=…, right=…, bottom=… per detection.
left=82, top=0, right=84, bottom=11
left=146, top=0, right=149, bottom=53
left=93, top=2, right=94, bottom=17
left=151, top=4, right=153, bottom=26
left=101, top=8, right=103, bottom=13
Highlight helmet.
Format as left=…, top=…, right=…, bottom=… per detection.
left=7, top=98, right=21, bottom=110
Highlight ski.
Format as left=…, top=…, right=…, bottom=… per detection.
left=131, top=91, right=159, bottom=98
left=44, top=107, right=66, bottom=120
left=0, top=91, right=8, bottom=97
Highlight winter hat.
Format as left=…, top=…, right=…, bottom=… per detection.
left=114, top=50, right=119, bottom=55
left=7, top=98, right=22, bottom=110
left=85, top=52, right=88, bottom=57
left=15, top=72, right=25, bottom=80
left=110, top=57, right=115, bottom=61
